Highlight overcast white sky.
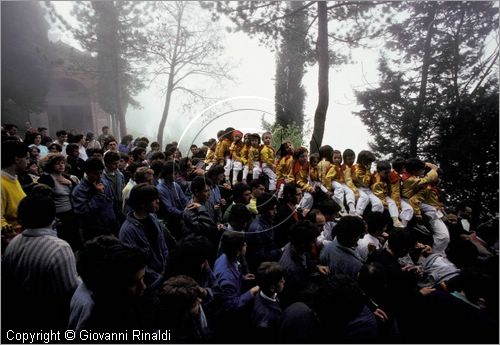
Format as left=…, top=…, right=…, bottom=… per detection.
left=48, top=1, right=376, bottom=155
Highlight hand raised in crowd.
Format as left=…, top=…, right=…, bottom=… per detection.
left=317, top=265, right=330, bottom=275
left=222, top=183, right=231, bottom=190
left=249, top=285, right=260, bottom=296
left=55, top=175, right=72, bottom=186
left=373, top=308, right=389, bottom=322
left=219, top=198, right=227, bottom=206
left=93, top=181, right=105, bottom=194
left=243, top=273, right=255, bottom=281
left=425, top=162, right=438, bottom=170
left=419, top=286, right=436, bottom=296
left=187, top=202, right=201, bottom=209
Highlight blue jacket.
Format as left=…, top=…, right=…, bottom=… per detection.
left=119, top=213, right=168, bottom=290
left=246, top=215, right=282, bottom=271
left=214, top=254, right=254, bottom=314
left=157, top=180, right=189, bottom=219
left=320, top=239, right=364, bottom=279
left=71, top=177, right=119, bottom=238
left=251, top=292, right=282, bottom=340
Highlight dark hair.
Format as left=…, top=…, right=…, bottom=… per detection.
left=150, top=141, right=160, bottom=148
left=387, top=230, right=417, bottom=258
left=120, top=135, right=133, bottom=145
left=76, top=235, right=147, bottom=296
left=292, top=147, right=308, bottom=160
left=256, top=262, right=284, bottom=292
left=206, top=164, right=224, bottom=180
left=66, top=143, right=79, bottom=155
left=4, top=124, right=18, bottom=130
left=128, top=183, right=159, bottom=210
left=250, top=179, right=264, bottom=190
left=160, top=161, right=180, bottom=179
left=376, top=160, right=391, bottom=172
left=335, top=216, right=366, bottom=247
left=103, top=151, right=120, bottom=164
left=283, top=183, right=298, bottom=201
left=134, top=167, right=154, bottom=184
left=356, top=150, right=376, bottom=165
left=317, top=199, right=341, bottom=217
left=256, top=192, right=278, bottom=212
left=48, top=143, right=63, bottom=152
left=365, top=212, right=388, bottom=236
left=342, top=149, right=355, bottom=162
left=132, top=147, right=146, bottom=160
left=150, top=160, right=164, bottom=177
left=232, top=182, right=251, bottom=201
left=228, top=203, right=253, bottom=225
left=220, top=231, right=246, bottom=260
left=277, top=141, right=292, bottom=158
left=289, top=220, right=320, bottom=248
left=357, top=262, right=387, bottom=301
left=84, top=157, right=105, bottom=173
left=165, top=234, right=212, bottom=280
left=69, top=134, right=84, bottom=144
left=475, top=218, right=499, bottom=246
left=56, top=130, right=67, bottom=137
left=190, top=144, right=198, bottom=149
left=135, top=141, right=148, bottom=150
left=120, top=152, right=129, bottom=161
left=103, top=137, right=117, bottom=148
left=126, top=162, right=146, bottom=178
left=309, top=153, right=320, bottom=163
left=391, top=157, right=406, bottom=173
left=250, top=133, right=261, bottom=144
left=405, top=158, right=425, bottom=174
left=305, top=208, right=323, bottom=224
left=151, top=151, right=166, bottom=161
left=17, top=194, right=56, bottom=228
left=319, top=145, right=334, bottom=163
left=1, top=141, right=28, bottom=168
left=445, top=238, right=478, bottom=269
left=190, top=176, right=207, bottom=194
left=102, top=126, right=109, bottom=131
left=42, top=153, right=66, bottom=174
left=159, top=275, right=204, bottom=321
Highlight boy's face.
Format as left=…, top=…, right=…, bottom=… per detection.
left=118, top=158, right=127, bottom=170
left=233, top=134, right=242, bottom=142
left=344, top=154, right=355, bottom=166
left=298, top=152, right=308, bottom=165
left=106, top=159, right=119, bottom=172
left=263, top=134, right=272, bottom=145
left=107, top=141, right=118, bottom=151
left=379, top=167, right=391, bottom=179
left=332, top=153, right=342, bottom=165
left=251, top=138, right=259, bottom=147
left=276, top=277, right=285, bottom=293
left=244, top=135, right=251, bottom=145
left=310, top=157, right=319, bottom=167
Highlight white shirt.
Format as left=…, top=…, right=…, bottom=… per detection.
left=356, top=233, right=381, bottom=261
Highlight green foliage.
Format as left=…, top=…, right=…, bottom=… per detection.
left=261, top=115, right=304, bottom=151
left=1, top=2, right=50, bottom=117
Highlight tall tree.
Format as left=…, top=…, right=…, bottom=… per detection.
left=45, top=1, right=149, bottom=138
left=147, top=1, right=231, bottom=147
left=1, top=2, right=50, bottom=122
left=275, top=1, right=310, bottom=131
left=202, top=1, right=385, bottom=152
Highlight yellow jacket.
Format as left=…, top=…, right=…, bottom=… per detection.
left=204, top=148, right=216, bottom=165
left=247, top=146, right=260, bottom=170
left=260, top=144, right=275, bottom=167
left=342, top=164, right=357, bottom=193
left=288, top=161, right=314, bottom=193
left=402, top=169, right=438, bottom=199
left=310, top=165, right=320, bottom=182
left=425, top=186, right=443, bottom=210
left=371, top=173, right=389, bottom=206
left=388, top=171, right=402, bottom=208
left=1, top=173, right=26, bottom=229
left=325, top=164, right=346, bottom=191
left=215, top=139, right=232, bottom=164
left=276, top=155, right=294, bottom=182
left=240, top=144, right=251, bottom=165
left=317, top=159, right=332, bottom=187
left=371, top=171, right=402, bottom=209
left=230, top=142, right=244, bottom=162
left=352, top=164, right=372, bottom=189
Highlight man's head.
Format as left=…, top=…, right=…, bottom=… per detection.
left=66, top=143, right=80, bottom=158
left=104, top=138, right=118, bottom=152
left=256, top=262, right=285, bottom=295
left=387, top=230, right=417, bottom=258
left=4, top=124, right=18, bottom=136
left=342, top=149, right=355, bottom=166
left=336, top=216, right=367, bottom=248
left=18, top=194, right=56, bottom=229
left=101, top=126, right=110, bottom=135
left=376, top=160, right=392, bottom=179
left=84, top=157, right=105, bottom=183
left=134, top=167, right=155, bottom=185
left=191, top=176, right=210, bottom=203
left=257, top=192, right=278, bottom=221
left=228, top=203, right=253, bottom=231
left=128, top=183, right=160, bottom=213
left=317, top=199, right=341, bottom=221
left=190, top=144, right=199, bottom=155
left=160, top=161, right=180, bottom=183
left=1, top=140, right=29, bottom=170
left=232, top=182, right=252, bottom=205
left=289, top=220, right=320, bottom=254
left=365, top=211, right=389, bottom=237
left=250, top=179, right=265, bottom=198
left=160, top=275, right=205, bottom=318
left=103, top=151, right=120, bottom=172
left=305, top=209, right=326, bottom=232
left=283, top=183, right=302, bottom=205
left=56, top=130, right=68, bottom=143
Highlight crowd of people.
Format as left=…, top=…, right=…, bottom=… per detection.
left=1, top=123, right=498, bottom=343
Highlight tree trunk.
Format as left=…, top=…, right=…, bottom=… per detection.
left=409, top=3, right=437, bottom=157
left=309, top=1, right=329, bottom=154
left=156, top=4, right=184, bottom=148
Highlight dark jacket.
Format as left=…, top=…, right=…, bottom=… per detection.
left=183, top=204, right=219, bottom=245
left=319, top=239, right=364, bottom=279
left=119, top=213, right=168, bottom=290
left=246, top=215, right=282, bottom=271
left=71, top=177, right=119, bottom=240
left=251, top=292, right=282, bottom=342
left=66, top=156, right=85, bottom=180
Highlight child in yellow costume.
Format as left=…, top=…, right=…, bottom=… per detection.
left=229, top=130, right=244, bottom=186
left=352, top=150, right=383, bottom=216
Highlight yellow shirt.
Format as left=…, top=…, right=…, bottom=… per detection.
left=288, top=161, right=314, bottom=193
left=371, top=173, right=389, bottom=206
left=276, top=155, right=294, bottom=182
left=247, top=146, right=260, bottom=170
left=402, top=169, right=438, bottom=199
left=1, top=172, right=26, bottom=229
left=316, top=159, right=332, bottom=187
left=248, top=197, right=258, bottom=215
left=240, top=144, right=251, bottom=165
left=343, top=164, right=358, bottom=193
left=352, top=164, right=372, bottom=189
left=204, top=148, right=216, bottom=165
left=260, top=144, right=275, bottom=167
left=215, top=139, right=232, bottom=164
left=230, top=142, right=244, bottom=162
